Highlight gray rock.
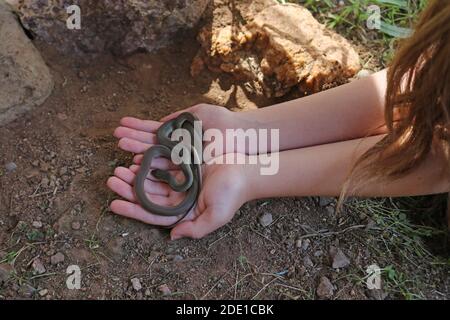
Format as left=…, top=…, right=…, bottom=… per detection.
left=31, top=258, right=46, bottom=275
left=302, top=239, right=311, bottom=251
left=131, top=277, right=142, bottom=291
left=50, top=252, right=65, bottom=265
left=316, top=276, right=334, bottom=299
left=303, top=256, right=314, bottom=268
left=259, top=212, right=273, bottom=227
left=5, top=162, right=17, bottom=173
left=319, top=197, right=334, bottom=207
left=15, top=0, right=209, bottom=56
left=330, top=247, right=350, bottom=269
left=0, top=1, right=54, bottom=126
left=32, top=221, right=43, bottom=229
left=173, top=255, right=184, bottom=262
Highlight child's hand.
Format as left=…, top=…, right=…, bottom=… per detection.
left=113, top=104, right=240, bottom=157
left=106, top=154, right=251, bottom=239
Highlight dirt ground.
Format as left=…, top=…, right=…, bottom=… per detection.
left=0, top=30, right=448, bottom=300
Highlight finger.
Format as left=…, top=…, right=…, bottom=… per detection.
left=107, top=176, right=137, bottom=202
left=110, top=200, right=180, bottom=226
left=131, top=155, right=179, bottom=170
left=118, top=138, right=151, bottom=154
left=114, top=126, right=157, bottom=144
left=119, top=117, right=161, bottom=132
left=113, top=167, right=171, bottom=196
left=170, top=207, right=228, bottom=240
left=107, top=176, right=174, bottom=204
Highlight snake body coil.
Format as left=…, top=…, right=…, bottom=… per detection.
left=134, top=113, right=202, bottom=220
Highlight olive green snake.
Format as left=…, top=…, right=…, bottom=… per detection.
left=134, top=112, right=202, bottom=226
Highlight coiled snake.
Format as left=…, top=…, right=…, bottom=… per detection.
left=134, top=113, right=202, bottom=225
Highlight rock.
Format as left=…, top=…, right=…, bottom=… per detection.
left=317, top=276, right=334, bottom=299
left=38, top=289, right=48, bottom=297
left=329, top=247, right=350, bottom=269
left=0, top=263, right=14, bottom=284
left=15, top=0, right=209, bottom=57
left=158, top=284, right=172, bottom=296
left=131, top=278, right=142, bottom=291
left=356, top=69, right=373, bottom=79
left=173, top=255, right=184, bottom=262
left=71, top=221, right=81, bottom=231
left=0, top=1, right=54, bottom=127
left=193, top=0, right=360, bottom=97
left=32, top=221, right=43, bottom=229
left=5, top=162, right=17, bottom=173
left=259, top=212, right=273, bottom=227
left=319, top=197, right=334, bottom=207
left=302, top=239, right=311, bottom=251
left=303, top=256, right=314, bottom=268
left=31, top=258, right=46, bottom=275
left=50, top=252, right=65, bottom=265
left=296, top=239, right=302, bottom=248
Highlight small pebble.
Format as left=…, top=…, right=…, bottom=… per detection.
left=317, top=276, right=334, bottom=299
left=39, top=289, right=48, bottom=297
left=303, top=256, right=314, bottom=268
left=173, top=255, right=184, bottom=262
left=131, top=278, right=142, bottom=291
left=319, top=197, right=333, bottom=207
left=50, top=252, right=65, bottom=265
left=330, top=247, right=350, bottom=269
left=5, top=162, right=17, bottom=173
left=32, top=221, right=43, bottom=229
left=259, top=212, right=273, bottom=227
left=302, top=239, right=311, bottom=251
left=32, top=258, right=46, bottom=275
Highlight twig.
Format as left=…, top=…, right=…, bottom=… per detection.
left=298, top=224, right=366, bottom=240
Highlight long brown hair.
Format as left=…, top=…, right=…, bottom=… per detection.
left=342, top=0, right=450, bottom=197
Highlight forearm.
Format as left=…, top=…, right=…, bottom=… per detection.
left=243, top=135, right=448, bottom=200
left=237, top=69, right=388, bottom=153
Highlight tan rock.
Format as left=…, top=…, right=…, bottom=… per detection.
left=193, top=0, right=360, bottom=97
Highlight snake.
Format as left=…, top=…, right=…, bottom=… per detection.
left=134, top=112, right=202, bottom=225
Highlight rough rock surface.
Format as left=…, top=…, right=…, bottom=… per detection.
left=13, top=0, right=210, bottom=56
left=192, top=0, right=361, bottom=97
left=0, top=0, right=54, bottom=126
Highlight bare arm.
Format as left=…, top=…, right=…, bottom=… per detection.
left=243, top=135, right=448, bottom=200
left=238, top=69, right=388, bottom=153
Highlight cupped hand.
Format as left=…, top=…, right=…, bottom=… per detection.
left=106, top=154, right=250, bottom=240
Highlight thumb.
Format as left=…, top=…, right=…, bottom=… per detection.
left=170, top=207, right=225, bottom=240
